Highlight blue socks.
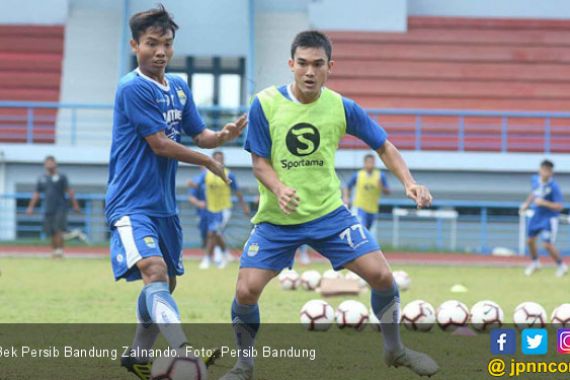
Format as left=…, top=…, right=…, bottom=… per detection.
left=231, top=298, right=260, bottom=366
left=143, top=282, right=188, bottom=349
left=371, top=280, right=403, bottom=352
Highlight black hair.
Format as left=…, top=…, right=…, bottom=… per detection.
left=44, top=155, right=55, bottom=163
left=364, top=154, right=375, bottom=161
left=290, top=30, right=332, bottom=61
left=541, top=159, right=554, bottom=169
left=129, top=4, right=178, bottom=42
left=212, top=151, right=224, bottom=158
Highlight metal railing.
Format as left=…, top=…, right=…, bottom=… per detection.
left=1, top=101, right=569, bottom=153
left=0, top=193, right=568, bottom=256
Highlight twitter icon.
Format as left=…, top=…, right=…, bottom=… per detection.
left=522, top=329, right=548, bottom=355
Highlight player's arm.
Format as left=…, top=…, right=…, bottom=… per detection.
left=26, top=192, right=40, bottom=215
left=534, top=198, right=564, bottom=211
left=228, top=173, right=250, bottom=214
left=376, top=141, right=431, bottom=208
left=381, top=172, right=391, bottom=195
left=145, top=131, right=229, bottom=184
left=251, top=154, right=300, bottom=214
left=520, top=193, right=535, bottom=212
left=67, top=188, right=81, bottom=213
left=188, top=194, right=206, bottom=209
left=193, top=115, right=248, bottom=148
left=342, top=173, right=356, bottom=206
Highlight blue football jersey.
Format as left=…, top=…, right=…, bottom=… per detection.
left=531, top=175, right=563, bottom=220
left=105, top=69, right=206, bottom=225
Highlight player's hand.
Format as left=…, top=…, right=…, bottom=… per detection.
left=405, top=183, right=432, bottom=208
left=519, top=203, right=529, bottom=213
left=73, top=206, right=81, bottom=214
left=342, top=195, right=350, bottom=207
left=534, top=198, right=546, bottom=207
left=218, top=114, right=248, bottom=144
left=26, top=207, right=33, bottom=216
left=206, top=159, right=230, bottom=185
left=276, top=185, right=300, bottom=214
left=196, top=200, right=207, bottom=209
left=242, top=203, right=251, bottom=215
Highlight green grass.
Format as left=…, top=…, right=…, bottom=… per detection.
left=1, top=257, right=568, bottom=323
left=1, top=258, right=569, bottom=379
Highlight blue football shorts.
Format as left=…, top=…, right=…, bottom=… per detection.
left=240, top=206, right=380, bottom=271
left=528, top=215, right=559, bottom=244
left=110, top=214, right=184, bottom=281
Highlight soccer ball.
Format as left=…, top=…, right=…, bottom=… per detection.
left=393, top=271, right=411, bottom=291
left=401, top=300, right=436, bottom=332
left=335, top=300, right=369, bottom=331
left=299, top=300, right=335, bottom=331
left=551, top=304, right=570, bottom=328
left=300, top=270, right=322, bottom=291
left=513, top=302, right=547, bottom=329
left=470, top=300, right=504, bottom=332
left=345, top=271, right=368, bottom=288
left=436, top=300, right=470, bottom=331
left=278, top=269, right=300, bottom=290
left=322, top=269, right=343, bottom=280
left=369, top=308, right=381, bottom=331
left=151, top=348, right=207, bottom=380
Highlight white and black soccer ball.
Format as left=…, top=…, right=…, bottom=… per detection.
left=393, top=271, right=411, bottom=291
left=300, top=270, right=322, bottom=291
left=335, top=300, right=369, bottom=331
left=322, top=269, right=343, bottom=280
left=345, top=271, right=368, bottom=288
left=436, top=300, right=470, bottom=331
left=552, top=304, right=570, bottom=328
left=278, top=269, right=300, bottom=290
left=369, top=308, right=382, bottom=331
left=299, top=299, right=335, bottom=331
left=513, top=302, right=547, bottom=329
left=401, top=300, right=436, bottom=332
left=151, top=348, right=207, bottom=380
left=470, top=300, right=504, bottom=332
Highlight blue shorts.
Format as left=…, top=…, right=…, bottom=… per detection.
left=198, top=210, right=208, bottom=245
left=110, top=214, right=184, bottom=281
left=207, top=209, right=231, bottom=233
left=528, top=216, right=559, bottom=244
left=353, top=207, right=375, bottom=230
left=240, top=206, right=380, bottom=271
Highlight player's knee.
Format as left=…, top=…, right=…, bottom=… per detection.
left=367, top=268, right=394, bottom=291
left=543, top=242, right=553, bottom=250
left=235, top=281, right=260, bottom=304
left=137, top=257, right=168, bottom=283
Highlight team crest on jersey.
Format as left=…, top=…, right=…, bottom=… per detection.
left=247, top=243, right=260, bottom=257
left=144, top=237, right=156, bottom=248
left=176, top=88, right=187, bottom=106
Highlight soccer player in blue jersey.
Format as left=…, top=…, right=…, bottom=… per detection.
left=220, top=31, right=438, bottom=380
left=520, top=160, right=567, bottom=277
left=343, top=153, right=390, bottom=230
left=105, top=6, right=246, bottom=379
left=187, top=168, right=208, bottom=250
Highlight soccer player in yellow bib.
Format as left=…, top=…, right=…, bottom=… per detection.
left=343, top=153, right=390, bottom=230
left=220, top=31, right=438, bottom=379
left=193, top=151, right=250, bottom=269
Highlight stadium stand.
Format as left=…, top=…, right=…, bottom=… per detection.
left=0, top=25, right=64, bottom=143
left=329, top=17, right=570, bottom=152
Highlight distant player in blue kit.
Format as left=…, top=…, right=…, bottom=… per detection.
left=187, top=168, right=208, bottom=250
left=520, top=160, right=567, bottom=277
left=104, top=6, right=246, bottom=379
left=220, top=31, right=438, bottom=380
left=343, top=153, right=390, bottom=230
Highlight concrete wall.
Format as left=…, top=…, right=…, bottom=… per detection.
left=408, top=0, right=570, bottom=19
left=309, top=0, right=407, bottom=31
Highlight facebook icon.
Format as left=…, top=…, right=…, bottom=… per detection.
left=491, top=329, right=516, bottom=355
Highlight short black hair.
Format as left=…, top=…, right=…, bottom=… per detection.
left=44, top=155, right=55, bottom=163
left=364, top=154, right=375, bottom=161
left=541, top=159, right=554, bottom=169
left=291, top=30, right=332, bottom=61
left=129, top=4, right=178, bottom=42
left=213, top=151, right=224, bottom=158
